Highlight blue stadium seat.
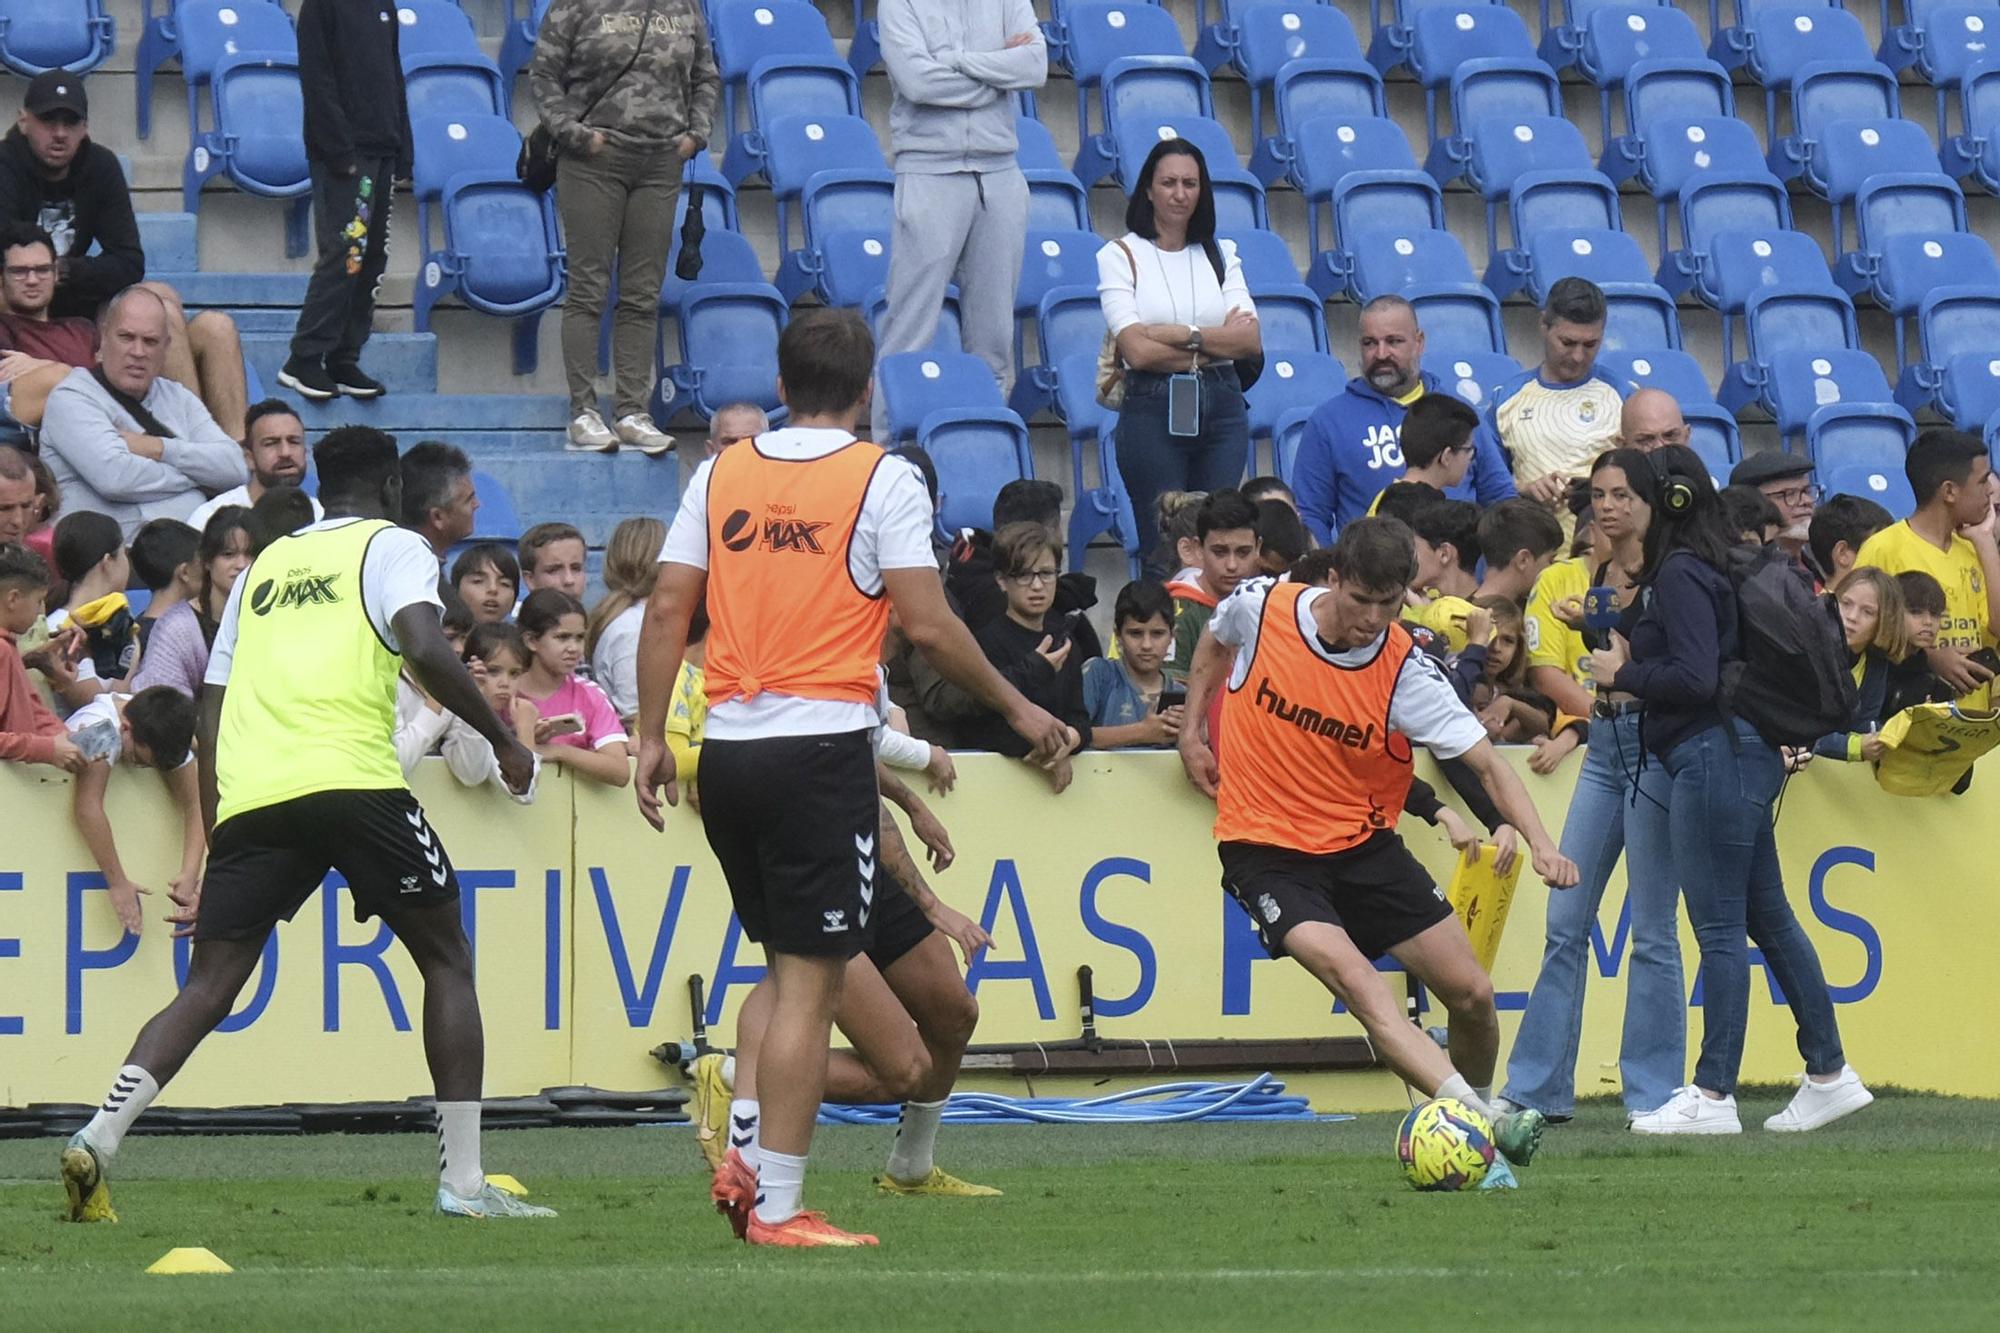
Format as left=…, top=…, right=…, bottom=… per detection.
left=1249, top=59, right=1386, bottom=184
left=1253, top=282, right=1331, bottom=355
left=183, top=51, right=313, bottom=258
left=0, top=0, right=114, bottom=75
left=775, top=170, right=895, bottom=306
left=720, top=56, right=861, bottom=185
left=1403, top=6, right=1541, bottom=145
left=1273, top=404, right=1315, bottom=486
left=1765, top=348, right=1898, bottom=446
left=1865, top=232, right=2000, bottom=366
left=1222, top=228, right=1306, bottom=287
left=1833, top=173, right=1969, bottom=296
left=877, top=352, right=1007, bottom=446
left=1897, top=286, right=2000, bottom=424
left=1605, top=114, right=1767, bottom=252
left=660, top=221, right=766, bottom=313
left=1601, top=282, right=1683, bottom=351
left=404, top=52, right=507, bottom=119
left=468, top=471, right=523, bottom=545
left=1720, top=286, right=1863, bottom=416
left=1214, top=4, right=1364, bottom=155
left=409, top=114, right=564, bottom=374
left=1942, top=59, right=2000, bottom=195
left=1595, top=346, right=1718, bottom=403
left=1049, top=345, right=1141, bottom=571
left=1567, top=4, right=1707, bottom=147
left=1809, top=403, right=1919, bottom=515
left=1709, top=0, right=1845, bottom=40
left=1447, top=115, right=1594, bottom=251
left=1601, top=58, right=1736, bottom=181
left=1246, top=352, right=1346, bottom=454
left=1701, top=229, right=1838, bottom=365
left=1409, top=283, right=1508, bottom=355
left=1424, top=349, right=1524, bottom=412
left=1075, top=56, right=1214, bottom=188
left=713, top=1, right=838, bottom=141
left=1313, top=167, right=1448, bottom=301
left=1015, top=286, right=1110, bottom=420
left=750, top=114, right=886, bottom=262
left=1770, top=61, right=1901, bottom=187
left=140, top=0, right=292, bottom=139
left=1485, top=170, right=1626, bottom=298
left=1883, top=4, right=2000, bottom=132
left=498, top=0, right=551, bottom=108
left=1420, top=40, right=1562, bottom=180
left=395, top=0, right=482, bottom=62
left=1015, top=115, right=1094, bottom=230
left=923, top=409, right=1038, bottom=539
left=1683, top=403, right=1744, bottom=475
left=1013, top=232, right=1106, bottom=414
left=1059, top=1, right=1188, bottom=136
left=1658, top=170, right=1796, bottom=302
left=1347, top=228, right=1481, bottom=304
left=1114, top=114, right=1256, bottom=194
left=1812, top=118, right=1943, bottom=245
left=865, top=288, right=964, bottom=360
left=1714, top=6, right=1874, bottom=145
left=1368, top=0, right=1505, bottom=74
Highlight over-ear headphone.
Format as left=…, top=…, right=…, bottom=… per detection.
left=1650, top=450, right=1695, bottom=516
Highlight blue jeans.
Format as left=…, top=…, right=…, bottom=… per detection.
left=1662, top=719, right=1846, bottom=1096
left=1115, top=364, right=1250, bottom=578
left=1503, top=712, right=1686, bottom=1116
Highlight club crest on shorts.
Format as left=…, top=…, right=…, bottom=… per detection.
left=1257, top=893, right=1281, bottom=923
left=823, top=909, right=847, bottom=933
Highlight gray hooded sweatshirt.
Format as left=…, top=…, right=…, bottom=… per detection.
left=879, top=0, right=1048, bottom=175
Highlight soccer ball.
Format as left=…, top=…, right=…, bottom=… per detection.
left=1396, top=1098, right=1495, bottom=1191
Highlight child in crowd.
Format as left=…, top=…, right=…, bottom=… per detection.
left=1472, top=499, right=1565, bottom=605
left=451, top=542, right=520, bottom=626
left=1254, top=498, right=1310, bottom=576
left=66, top=686, right=201, bottom=937
left=1241, top=475, right=1297, bottom=513
left=1883, top=570, right=1954, bottom=717
left=1814, top=568, right=1911, bottom=763
left=1406, top=498, right=1482, bottom=649
left=0, top=544, right=80, bottom=771
left=1386, top=394, right=1479, bottom=498
left=130, top=507, right=253, bottom=699
left=1083, top=580, right=1183, bottom=749
left=516, top=588, right=629, bottom=786
left=1156, top=490, right=1207, bottom=585
left=1719, top=486, right=1783, bottom=546
left=960, top=523, right=1093, bottom=791
left=519, top=522, right=588, bottom=601
left=1372, top=479, right=1445, bottom=527
left=665, top=595, right=711, bottom=785
left=49, top=511, right=139, bottom=705
left=1464, top=597, right=1551, bottom=743
left=1809, top=494, right=1893, bottom=586
left=435, top=622, right=541, bottom=795
left=441, top=589, right=475, bottom=657
left=248, top=485, right=316, bottom=551
left=1168, top=489, right=1261, bottom=681
left=586, top=515, right=667, bottom=726
left=127, top=519, right=199, bottom=653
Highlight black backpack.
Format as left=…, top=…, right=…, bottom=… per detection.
left=1717, top=545, right=1858, bottom=747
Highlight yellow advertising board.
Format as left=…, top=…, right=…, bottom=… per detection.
left=0, top=748, right=1989, bottom=1110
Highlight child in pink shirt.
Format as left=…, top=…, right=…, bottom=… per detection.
left=516, top=588, right=629, bottom=786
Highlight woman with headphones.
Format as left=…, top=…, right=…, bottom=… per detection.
left=1587, top=446, right=1871, bottom=1136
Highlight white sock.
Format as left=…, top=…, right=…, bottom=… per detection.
left=81, top=1065, right=160, bottom=1158
left=1437, top=1074, right=1496, bottom=1121
left=884, top=1099, right=945, bottom=1183
left=1473, top=1084, right=1494, bottom=1106
left=728, top=1098, right=760, bottom=1172
left=754, top=1148, right=806, bottom=1225
left=436, top=1101, right=484, bottom=1197
left=720, top=1056, right=736, bottom=1089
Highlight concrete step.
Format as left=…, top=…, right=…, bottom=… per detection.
left=291, top=394, right=571, bottom=433
left=240, top=330, right=440, bottom=396
left=135, top=211, right=197, bottom=272
left=468, top=450, right=683, bottom=548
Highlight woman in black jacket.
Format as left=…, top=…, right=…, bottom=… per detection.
left=1588, top=446, right=1871, bottom=1137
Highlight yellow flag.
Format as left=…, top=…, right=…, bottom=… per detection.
left=1445, top=842, right=1525, bottom=973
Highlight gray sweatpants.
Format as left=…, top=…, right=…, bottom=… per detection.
left=871, top=166, right=1029, bottom=441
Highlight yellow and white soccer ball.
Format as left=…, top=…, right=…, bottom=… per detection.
left=1396, top=1097, right=1495, bottom=1191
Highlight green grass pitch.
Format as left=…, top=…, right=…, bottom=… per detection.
left=2, top=1090, right=1996, bottom=1330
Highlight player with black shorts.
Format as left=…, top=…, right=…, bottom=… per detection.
left=1179, top=518, right=1580, bottom=1186
left=634, top=309, right=1072, bottom=1248
left=60, top=427, right=551, bottom=1224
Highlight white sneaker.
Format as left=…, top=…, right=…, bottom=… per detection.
left=614, top=413, right=674, bottom=457
left=1764, top=1066, right=1873, bottom=1133
left=1629, top=1085, right=1742, bottom=1135
left=567, top=410, right=616, bottom=452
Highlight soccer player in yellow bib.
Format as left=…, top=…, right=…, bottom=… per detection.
left=60, top=427, right=550, bottom=1225
left=1853, top=429, right=2000, bottom=710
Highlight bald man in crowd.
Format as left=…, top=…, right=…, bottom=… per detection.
left=1619, top=388, right=1687, bottom=453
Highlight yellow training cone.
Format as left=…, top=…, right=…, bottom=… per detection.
left=486, top=1174, right=529, bottom=1198
left=146, top=1247, right=233, bottom=1275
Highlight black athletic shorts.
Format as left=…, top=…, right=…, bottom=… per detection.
left=865, top=870, right=935, bottom=972
left=698, top=729, right=880, bottom=958
left=194, top=788, right=460, bottom=942
left=1219, top=831, right=1453, bottom=961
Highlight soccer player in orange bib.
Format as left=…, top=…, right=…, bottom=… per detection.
left=1179, top=517, right=1579, bottom=1183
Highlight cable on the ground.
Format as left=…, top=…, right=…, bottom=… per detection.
left=815, top=1074, right=1352, bottom=1126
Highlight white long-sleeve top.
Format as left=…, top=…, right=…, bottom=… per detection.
left=1097, top=233, right=1254, bottom=340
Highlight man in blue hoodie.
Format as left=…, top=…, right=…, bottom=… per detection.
left=1291, top=295, right=1516, bottom=545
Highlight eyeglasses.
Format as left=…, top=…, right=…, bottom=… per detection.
left=1008, top=568, right=1060, bottom=586
left=3, top=264, right=53, bottom=280
left=1765, top=484, right=1822, bottom=506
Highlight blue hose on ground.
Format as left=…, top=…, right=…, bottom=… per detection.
left=815, top=1073, right=1354, bottom=1126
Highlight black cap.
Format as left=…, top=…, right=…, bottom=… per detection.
left=23, top=71, right=88, bottom=121
left=1730, top=451, right=1814, bottom=488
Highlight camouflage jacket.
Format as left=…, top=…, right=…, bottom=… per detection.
left=527, top=0, right=720, bottom=154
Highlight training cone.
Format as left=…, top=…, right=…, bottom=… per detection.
left=486, top=1174, right=529, bottom=1198
left=146, top=1247, right=233, bottom=1275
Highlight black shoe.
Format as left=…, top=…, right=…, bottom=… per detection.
left=277, top=357, right=336, bottom=401
left=328, top=361, right=385, bottom=399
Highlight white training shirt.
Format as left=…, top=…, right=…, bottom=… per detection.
left=205, top=518, right=446, bottom=687
left=1206, top=577, right=1489, bottom=760
left=66, top=692, right=195, bottom=769
left=187, top=484, right=325, bottom=535
left=1098, top=234, right=1255, bottom=338
left=658, top=427, right=937, bottom=741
